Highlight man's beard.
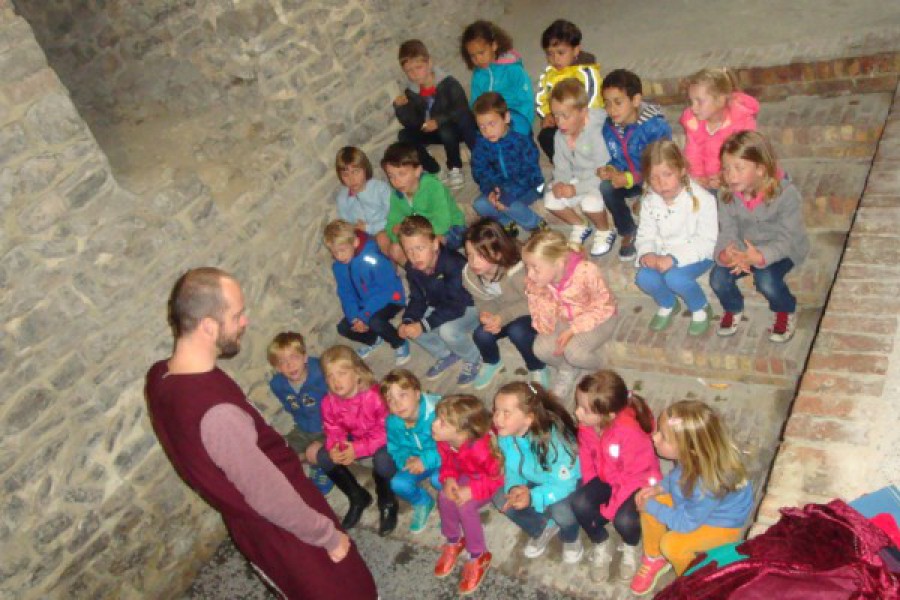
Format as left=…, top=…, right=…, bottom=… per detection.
left=216, top=329, right=243, bottom=359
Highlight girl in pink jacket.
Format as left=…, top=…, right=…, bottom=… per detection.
left=569, top=370, right=661, bottom=583
left=680, top=68, right=759, bottom=191
left=430, top=394, right=503, bottom=595
left=317, top=345, right=398, bottom=535
left=522, top=229, right=619, bottom=407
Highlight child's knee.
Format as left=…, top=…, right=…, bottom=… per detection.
left=305, top=442, right=322, bottom=464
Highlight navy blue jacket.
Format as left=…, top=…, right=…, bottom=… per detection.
left=332, top=232, right=405, bottom=324
left=471, top=129, right=544, bottom=204
left=602, top=103, right=672, bottom=185
left=403, top=245, right=474, bottom=331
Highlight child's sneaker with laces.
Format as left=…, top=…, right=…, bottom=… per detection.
left=562, top=537, right=584, bottom=563
left=457, top=360, right=481, bottom=386
left=394, top=340, right=411, bottom=365
left=473, top=361, right=503, bottom=390
left=590, top=543, right=614, bottom=582
left=618, top=542, right=641, bottom=581
left=552, top=367, right=579, bottom=404
left=618, top=233, right=637, bottom=261
left=409, top=495, right=435, bottom=534
left=717, top=311, right=743, bottom=337
left=309, top=465, right=334, bottom=495
left=529, top=366, right=551, bottom=390
left=769, top=311, right=797, bottom=343
left=630, top=554, right=671, bottom=596
left=426, top=354, right=460, bottom=380
left=434, top=538, right=466, bottom=577
left=569, top=224, right=594, bottom=246
left=458, top=552, right=492, bottom=595
left=523, top=522, right=559, bottom=558
left=356, top=337, right=383, bottom=358
left=590, top=230, right=617, bottom=257
left=448, top=167, right=465, bottom=188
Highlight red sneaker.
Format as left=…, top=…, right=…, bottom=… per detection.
left=717, top=310, right=742, bottom=337
left=458, top=552, right=492, bottom=595
left=630, top=554, right=671, bottom=596
left=434, top=538, right=466, bottom=578
left=769, top=311, right=796, bottom=343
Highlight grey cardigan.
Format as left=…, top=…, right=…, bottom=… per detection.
left=461, top=261, right=530, bottom=324
left=714, top=180, right=809, bottom=268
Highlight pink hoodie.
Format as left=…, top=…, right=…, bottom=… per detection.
left=322, top=384, right=388, bottom=458
left=437, top=434, right=503, bottom=501
left=578, top=407, right=662, bottom=520
left=680, top=91, right=760, bottom=180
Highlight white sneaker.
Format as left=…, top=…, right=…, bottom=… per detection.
left=562, top=538, right=584, bottom=564
left=551, top=367, right=579, bottom=405
left=569, top=224, right=594, bottom=245
left=447, top=167, right=465, bottom=188
left=590, top=230, right=617, bottom=257
left=591, top=544, right=614, bottom=582
left=523, top=523, right=560, bottom=558
left=618, top=542, right=641, bottom=581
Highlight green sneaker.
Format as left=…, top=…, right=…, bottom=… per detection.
left=410, top=495, right=435, bottom=534
left=688, top=305, right=713, bottom=337
left=649, top=298, right=680, bottom=331
left=473, top=361, right=504, bottom=390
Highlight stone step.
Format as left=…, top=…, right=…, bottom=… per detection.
left=660, top=92, right=892, bottom=160
left=605, top=298, right=822, bottom=386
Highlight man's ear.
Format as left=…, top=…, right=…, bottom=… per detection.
left=201, top=316, right=218, bottom=338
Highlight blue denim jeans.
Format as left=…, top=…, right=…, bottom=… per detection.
left=473, top=314, right=544, bottom=371
left=635, top=259, right=713, bottom=312
left=391, top=467, right=437, bottom=506
left=599, top=179, right=640, bottom=236
left=491, top=487, right=580, bottom=543
left=709, top=258, right=797, bottom=313
left=415, top=305, right=482, bottom=364
left=472, top=188, right=543, bottom=231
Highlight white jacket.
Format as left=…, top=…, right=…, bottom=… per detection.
left=635, top=181, right=718, bottom=266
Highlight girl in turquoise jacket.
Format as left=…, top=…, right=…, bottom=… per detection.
left=492, top=381, right=584, bottom=564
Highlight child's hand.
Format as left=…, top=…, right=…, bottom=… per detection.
left=636, top=485, right=664, bottom=511
left=350, top=319, right=369, bottom=333
left=443, top=478, right=460, bottom=502
left=611, top=171, right=630, bottom=189
left=640, top=253, right=659, bottom=270
left=551, top=182, right=576, bottom=199
left=328, top=532, right=351, bottom=563
left=542, top=114, right=556, bottom=128
left=744, top=239, right=764, bottom=268
left=502, top=485, right=531, bottom=511
left=488, top=188, right=506, bottom=210
left=454, top=485, right=473, bottom=506
left=331, top=441, right=355, bottom=465
left=394, top=94, right=408, bottom=106
left=707, top=173, right=721, bottom=189
left=399, top=322, right=424, bottom=339
left=421, top=119, right=438, bottom=132
left=392, top=223, right=401, bottom=236
left=657, top=255, right=675, bottom=272
left=554, top=328, right=575, bottom=356
left=405, top=456, right=425, bottom=475
left=596, top=165, right=615, bottom=180
left=481, top=312, right=502, bottom=334
left=719, top=243, right=740, bottom=268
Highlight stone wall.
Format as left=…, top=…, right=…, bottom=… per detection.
left=2, top=0, right=506, bottom=597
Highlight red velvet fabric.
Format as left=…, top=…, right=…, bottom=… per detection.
left=656, top=499, right=900, bottom=599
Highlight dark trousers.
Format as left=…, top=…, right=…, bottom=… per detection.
left=337, top=303, right=404, bottom=348
left=398, top=115, right=478, bottom=173
left=473, top=314, right=544, bottom=371
left=570, top=478, right=642, bottom=546
left=316, top=445, right=397, bottom=480
left=599, top=179, right=640, bottom=236
left=538, top=126, right=557, bottom=162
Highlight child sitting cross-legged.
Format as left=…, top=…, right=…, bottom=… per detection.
left=398, top=216, right=482, bottom=386
left=471, top=92, right=546, bottom=237
left=431, top=394, right=504, bottom=595
left=630, top=400, right=753, bottom=596
left=266, top=331, right=334, bottom=496
left=324, top=219, right=409, bottom=363
left=382, top=368, right=441, bottom=535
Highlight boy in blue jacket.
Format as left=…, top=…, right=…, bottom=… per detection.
left=598, top=69, right=672, bottom=261
left=266, top=331, right=333, bottom=495
left=382, top=368, right=442, bottom=534
left=397, top=216, right=482, bottom=386
left=471, top=92, right=547, bottom=237
left=324, top=219, right=409, bottom=364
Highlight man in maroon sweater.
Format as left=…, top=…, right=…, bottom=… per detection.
left=145, top=267, right=377, bottom=600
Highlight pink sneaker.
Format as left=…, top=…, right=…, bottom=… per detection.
left=630, top=554, right=671, bottom=596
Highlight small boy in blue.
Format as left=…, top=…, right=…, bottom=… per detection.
left=382, top=368, right=442, bottom=534
left=471, top=92, right=547, bottom=237
left=598, top=68, right=672, bottom=261
left=324, top=219, right=410, bottom=364
left=266, top=331, right=333, bottom=495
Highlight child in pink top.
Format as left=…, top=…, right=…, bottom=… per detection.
left=316, top=345, right=398, bottom=535
left=570, top=370, right=661, bottom=583
left=522, top=229, right=619, bottom=407
left=430, top=394, right=503, bottom=595
left=680, top=68, right=759, bottom=192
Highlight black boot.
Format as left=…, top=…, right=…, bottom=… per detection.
left=327, top=466, right=372, bottom=530
left=373, top=471, right=398, bottom=536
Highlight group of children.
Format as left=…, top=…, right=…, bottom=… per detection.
left=266, top=333, right=752, bottom=596
left=262, top=14, right=817, bottom=597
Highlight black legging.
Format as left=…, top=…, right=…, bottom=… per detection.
left=570, top=478, right=642, bottom=546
